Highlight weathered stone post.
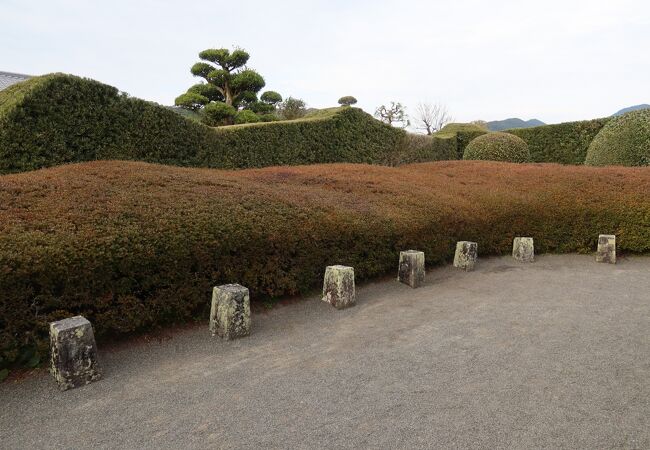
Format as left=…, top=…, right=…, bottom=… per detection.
left=49, top=316, right=101, bottom=391
left=596, top=234, right=616, bottom=264
left=453, top=241, right=478, bottom=271
left=322, top=265, right=356, bottom=309
left=513, top=237, right=535, bottom=262
left=210, top=284, right=251, bottom=340
left=398, top=250, right=425, bottom=288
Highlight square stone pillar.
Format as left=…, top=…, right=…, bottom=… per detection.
left=453, top=241, right=478, bottom=271
left=513, top=237, right=534, bottom=262
left=210, top=284, right=251, bottom=340
left=49, top=316, right=101, bottom=391
left=398, top=250, right=425, bottom=288
left=322, top=265, right=355, bottom=309
left=596, top=234, right=616, bottom=264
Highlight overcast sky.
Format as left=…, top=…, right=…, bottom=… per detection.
left=2, top=0, right=649, bottom=124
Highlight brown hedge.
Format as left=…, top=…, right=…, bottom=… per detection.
left=1, top=160, right=650, bottom=364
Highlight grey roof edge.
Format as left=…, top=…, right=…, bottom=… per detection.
left=0, top=71, right=32, bottom=79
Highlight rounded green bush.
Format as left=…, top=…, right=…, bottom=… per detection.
left=463, top=132, right=530, bottom=162
left=234, top=110, right=260, bottom=124
left=202, top=101, right=236, bottom=126
left=585, top=109, right=650, bottom=166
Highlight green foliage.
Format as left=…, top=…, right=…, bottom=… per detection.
left=0, top=74, right=410, bottom=174
left=2, top=160, right=649, bottom=365
left=174, top=92, right=209, bottom=110
left=507, top=118, right=610, bottom=164
left=338, top=96, right=358, bottom=106
left=390, top=133, right=458, bottom=165
left=0, top=369, right=8, bottom=383
left=187, top=83, right=224, bottom=102
left=435, top=123, right=487, bottom=158
left=234, top=109, right=260, bottom=124
left=260, top=91, right=282, bottom=105
left=279, top=96, right=307, bottom=120
left=202, top=102, right=237, bottom=126
left=585, top=109, right=650, bottom=166
left=181, top=47, right=268, bottom=113
left=463, top=132, right=530, bottom=162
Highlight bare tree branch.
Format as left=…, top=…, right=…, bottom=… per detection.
left=415, top=102, right=453, bottom=135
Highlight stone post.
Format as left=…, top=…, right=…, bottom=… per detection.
left=398, top=250, right=425, bottom=288
left=322, top=265, right=356, bottom=309
left=596, top=234, right=616, bottom=264
left=49, top=316, right=101, bottom=391
left=453, top=241, right=478, bottom=271
left=210, top=284, right=251, bottom=340
left=513, top=237, right=535, bottom=262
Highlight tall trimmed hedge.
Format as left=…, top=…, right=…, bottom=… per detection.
left=0, top=74, right=408, bottom=174
left=507, top=118, right=610, bottom=164
left=436, top=123, right=488, bottom=159
left=2, top=160, right=650, bottom=365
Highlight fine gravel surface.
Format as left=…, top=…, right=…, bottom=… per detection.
left=1, top=254, right=649, bottom=449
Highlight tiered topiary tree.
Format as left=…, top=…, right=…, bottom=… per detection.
left=585, top=109, right=650, bottom=166
left=338, top=96, right=358, bottom=107
left=463, top=132, right=530, bottom=162
left=175, top=47, right=282, bottom=126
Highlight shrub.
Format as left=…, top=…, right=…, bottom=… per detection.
left=463, top=132, right=530, bottom=162
left=585, top=109, right=650, bottom=166
left=0, top=74, right=408, bottom=174
left=203, top=102, right=237, bottom=126
left=389, top=133, right=457, bottom=165
left=278, top=97, right=307, bottom=120
left=435, top=123, right=487, bottom=158
left=507, top=118, right=610, bottom=164
left=2, top=160, right=649, bottom=364
left=234, top=109, right=260, bottom=124
left=338, top=96, right=358, bottom=106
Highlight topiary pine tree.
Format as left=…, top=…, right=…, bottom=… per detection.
left=176, top=47, right=286, bottom=126
left=338, top=96, right=358, bottom=107
left=189, top=48, right=264, bottom=106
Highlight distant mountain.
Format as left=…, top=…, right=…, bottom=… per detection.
left=612, top=104, right=650, bottom=116
left=486, top=118, right=545, bottom=131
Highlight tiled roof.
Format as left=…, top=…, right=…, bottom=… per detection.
left=0, top=71, right=31, bottom=91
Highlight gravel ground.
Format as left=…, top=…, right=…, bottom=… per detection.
left=1, top=254, right=649, bottom=449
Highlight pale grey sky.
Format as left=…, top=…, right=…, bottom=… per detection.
left=2, top=0, right=649, bottom=123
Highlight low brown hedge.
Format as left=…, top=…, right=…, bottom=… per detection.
left=2, top=160, right=650, bottom=365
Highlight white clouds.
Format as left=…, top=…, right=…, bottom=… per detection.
left=1, top=0, right=649, bottom=123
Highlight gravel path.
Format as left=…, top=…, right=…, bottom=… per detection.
left=1, top=255, right=649, bottom=449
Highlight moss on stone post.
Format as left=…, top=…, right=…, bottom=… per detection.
left=596, top=234, right=616, bottom=264
left=210, top=284, right=251, bottom=340
left=453, top=241, right=478, bottom=271
left=49, top=316, right=101, bottom=391
left=322, top=265, right=356, bottom=309
left=398, top=250, right=425, bottom=288
left=513, top=237, right=534, bottom=262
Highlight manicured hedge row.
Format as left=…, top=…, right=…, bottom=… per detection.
left=506, top=118, right=611, bottom=164
left=436, top=123, right=488, bottom=159
left=2, top=160, right=650, bottom=364
left=0, top=74, right=408, bottom=174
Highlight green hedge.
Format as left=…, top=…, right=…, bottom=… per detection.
left=0, top=74, right=409, bottom=174
left=506, top=118, right=611, bottom=164
left=2, top=160, right=650, bottom=366
left=435, top=123, right=487, bottom=159
left=585, top=109, right=650, bottom=166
